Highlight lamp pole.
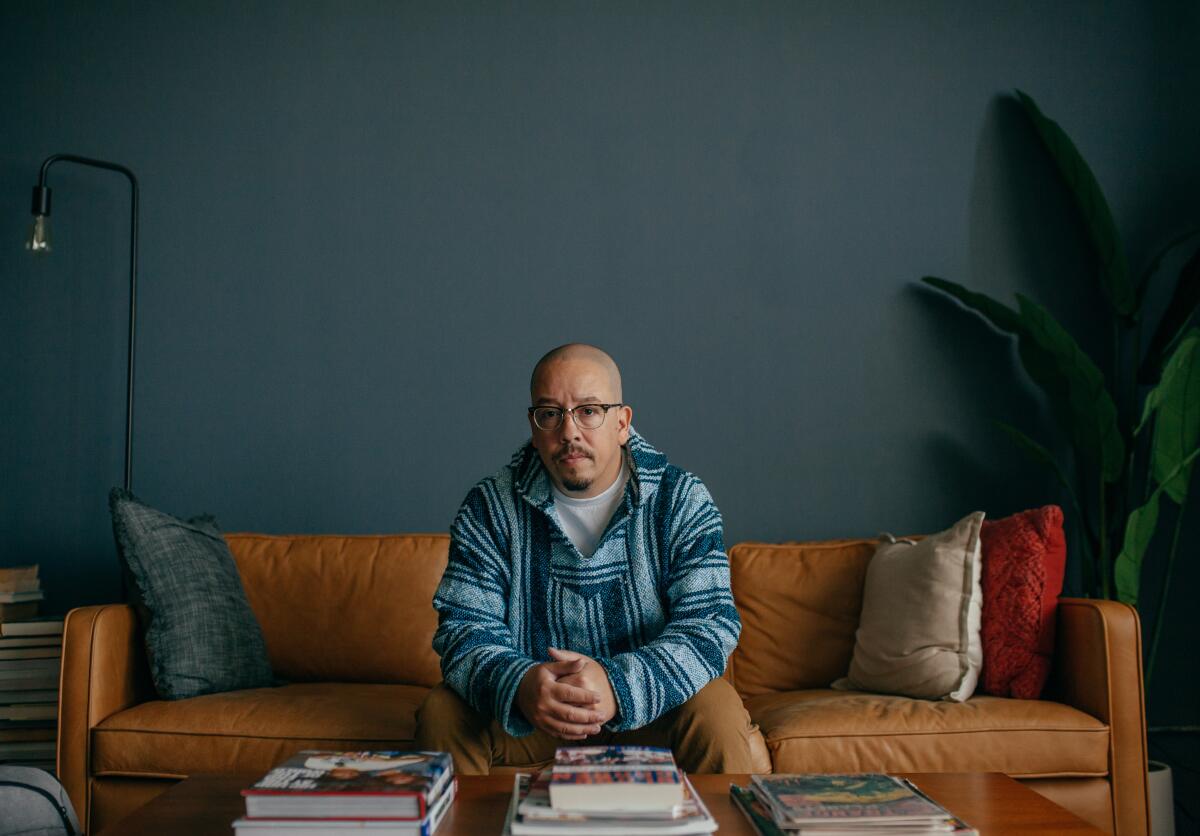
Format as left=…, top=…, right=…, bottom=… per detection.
left=28, top=154, right=139, bottom=492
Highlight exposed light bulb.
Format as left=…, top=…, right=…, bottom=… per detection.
left=26, top=215, right=50, bottom=253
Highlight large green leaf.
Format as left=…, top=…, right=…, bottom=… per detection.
left=1137, top=328, right=1199, bottom=434
left=1015, top=294, right=1125, bottom=482
left=1113, top=443, right=1200, bottom=606
left=921, top=277, right=1022, bottom=334
left=1150, top=328, right=1200, bottom=503
left=1140, top=247, right=1200, bottom=384
left=1014, top=90, right=1135, bottom=317
left=1114, top=493, right=1159, bottom=607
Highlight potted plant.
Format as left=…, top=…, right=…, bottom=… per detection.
left=919, top=90, right=1198, bottom=834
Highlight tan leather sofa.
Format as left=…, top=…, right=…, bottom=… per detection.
left=58, top=533, right=1149, bottom=834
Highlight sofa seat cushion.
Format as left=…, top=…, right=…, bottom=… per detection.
left=748, top=689, right=1108, bottom=778
left=92, top=682, right=429, bottom=778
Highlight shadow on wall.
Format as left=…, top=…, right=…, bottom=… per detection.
left=904, top=93, right=1112, bottom=595
left=966, top=95, right=1108, bottom=357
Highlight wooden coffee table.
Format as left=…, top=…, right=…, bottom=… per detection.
left=99, top=772, right=1105, bottom=835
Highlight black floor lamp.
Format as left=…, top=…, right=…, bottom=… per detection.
left=26, top=154, right=139, bottom=493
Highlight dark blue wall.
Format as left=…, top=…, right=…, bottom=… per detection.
left=2, top=0, right=1198, bottom=775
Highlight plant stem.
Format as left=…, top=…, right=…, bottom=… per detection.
left=1099, top=477, right=1110, bottom=600
left=1113, top=317, right=1121, bottom=418
left=1128, top=315, right=1143, bottom=520
left=1148, top=496, right=1188, bottom=688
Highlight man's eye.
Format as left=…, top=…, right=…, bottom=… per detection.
left=539, top=409, right=563, bottom=419
left=578, top=406, right=599, bottom=417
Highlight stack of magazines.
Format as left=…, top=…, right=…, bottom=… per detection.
left=730, top=774, right=977, bottom=835
left=502, top=745, right=717, bottom=835
left=233, top=750, right=456, bottom=835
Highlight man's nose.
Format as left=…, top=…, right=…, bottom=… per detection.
left=557, top=411, right=583, bottom=439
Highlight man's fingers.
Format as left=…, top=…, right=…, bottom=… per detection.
left=544, top=699, right=603, bottom=726
left=547, top=646, right=581, bottom=662
left=539, top=716, right=603, bottom=739
left=545, top=657, right=587, bottom=677
left=550, top=681, right=601, bottom=706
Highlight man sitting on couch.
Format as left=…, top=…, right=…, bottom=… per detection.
left=416, top=343, right=755, bottom=773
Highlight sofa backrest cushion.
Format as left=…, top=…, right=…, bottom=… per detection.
left=225, top=533, right=449, bottom=686
left=728, top=538, right=874, bottom=698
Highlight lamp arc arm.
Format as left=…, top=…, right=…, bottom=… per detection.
left=33, top=154, right=138, bottom=493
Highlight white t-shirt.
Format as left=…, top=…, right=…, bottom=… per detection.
left=551, top=461, right=630, bottom=558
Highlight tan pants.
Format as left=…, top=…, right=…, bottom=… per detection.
left=415, top=677, right=756, bottom=775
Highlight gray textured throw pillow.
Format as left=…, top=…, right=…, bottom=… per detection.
left=109, top=488, right=274, bottom=699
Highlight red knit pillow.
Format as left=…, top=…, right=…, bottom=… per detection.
left=979, top=505, right=1067, bottom=699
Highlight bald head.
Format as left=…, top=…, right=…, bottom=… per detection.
left=530, top=343, right=623, bottom=402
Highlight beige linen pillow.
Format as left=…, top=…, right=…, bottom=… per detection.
left=832, top=511, right=984, bottom=701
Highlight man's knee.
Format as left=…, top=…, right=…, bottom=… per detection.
left=416, top=684, right=487, bottom=751
left=417, top=683, right=474, bottom=731
left=669, top=677, right=755, bottom=773
left=675, top=677, right=748, bottom=729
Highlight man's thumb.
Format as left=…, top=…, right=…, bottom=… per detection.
left=546, top=647, right=586, bottom=672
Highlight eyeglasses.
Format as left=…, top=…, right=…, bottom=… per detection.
left=528, top=403, right=623, bottom=431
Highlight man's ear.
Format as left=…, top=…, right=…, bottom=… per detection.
left=617, top=405, right=633, bottom=444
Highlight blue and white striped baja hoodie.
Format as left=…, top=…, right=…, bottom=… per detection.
left=432, top=429, right=741, bottom=736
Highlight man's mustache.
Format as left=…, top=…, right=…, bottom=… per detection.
left=556, top=445, right=593, bottom=461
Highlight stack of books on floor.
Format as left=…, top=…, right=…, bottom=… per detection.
left=730, top=774, right=977, bottom=835
left=233, top=750, right=456, bottom=835
left=503, top=745, right=717, bottom=835
left=1, top=565, right=63, bottom=774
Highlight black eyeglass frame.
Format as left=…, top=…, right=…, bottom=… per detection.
left=527, top=403, right=624, bottom=431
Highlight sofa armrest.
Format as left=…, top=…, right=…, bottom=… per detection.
left=58, top=604, right=154, bottom=825
left=1047, top=597, right=1149, bottom=835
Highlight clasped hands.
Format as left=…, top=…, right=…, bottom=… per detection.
left=516, top=647, right=617, bottom=740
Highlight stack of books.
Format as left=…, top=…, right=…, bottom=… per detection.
left=0, top=565, right=44, bottom=622
left=0, top=566, right=64, bottom=774
left=730, top=774, right=977, bottom=835
left=502, top=745, right=718, bottom=835
left=232, top=750, right=456, bottom=835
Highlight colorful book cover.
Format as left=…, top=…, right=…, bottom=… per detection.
left=243, top=751, right=453, bottom=820
left=750, top=774, right=949, bottom=824
left=551, top=745, right=681, bottom=784
left=548, top=746, right=683, bottom=811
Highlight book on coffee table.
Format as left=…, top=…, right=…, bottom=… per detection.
left=505, top=772, right=718, bottom=835
left=241, top=750, right=453, bottom=820
left=548, top=745, right=684, bottom=812
left=233, top=777, right=456, bottom=835
left=742, top=774, right=977, bottom=834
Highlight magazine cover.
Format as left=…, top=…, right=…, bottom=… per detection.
left=749, top=774, right=949, bottom=824
left=729, top=785, right=787, bottom=836
left=243, top=751, right=453, bottom=819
